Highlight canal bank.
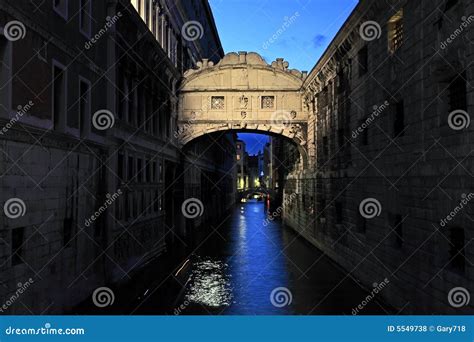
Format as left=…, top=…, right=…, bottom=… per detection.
left=75, top=200, right=390, bottom=315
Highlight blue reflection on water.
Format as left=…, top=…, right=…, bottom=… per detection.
left=225, top=200, right=291, bottom=314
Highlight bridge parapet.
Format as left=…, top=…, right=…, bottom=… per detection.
left=177, top=52, right=309, bottom=156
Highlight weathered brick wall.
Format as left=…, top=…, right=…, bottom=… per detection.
left=0, top=137, right=106, bottom=313
left=284, top=0, right=474, bottom=314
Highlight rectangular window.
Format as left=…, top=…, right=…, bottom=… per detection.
left=388, top=9, right=404, bottom=54
left=11, top=227, right=25, bottom=266
left=53, top=0, right=69, bottom=19
left=211, top=96, right=225, bottom=110
left=79, top=0, right=92, bottom=37
left=359, top=119, right=368, bottom=145
left=449, top=227, right=465, bottom=273
left=63, top=217, right=73, bottom=247
left=358, top=46, right=368, bottom=76
left=79, top=79, right=90, bottom=136
left=152, top=160, right=157, bottom=182
left=0, top=35, right=11, bottom=117
left=394, top=101, right=405, bottom=137
left=338, top=128, right=344, bottom=148
left=118, top=153, right=124, bottom=182
left=137, top=158, right=143, bottom=182
left=128, top=156, right=134, bottom=181
left=448, top=73, right=467, bottom=111
left=146, top=160, right=151, bottom=182
left=319, top=87, right=328, bottom=108
left=125, top=192, right=131, bottom=219
left=444, top=0, right=459, bottom=12
left=322, top=136, right=328, bottom=156
left=53, top=62, right=67, bottom=130
left=153, top=191, right=159, bottom=212
left=319, top=198, right=326, bottom=220
left=261, top=96, right=275, bottom=109
left=145, top=0, right=150, bottom=26
left=138, top=0, right=144, bottom=17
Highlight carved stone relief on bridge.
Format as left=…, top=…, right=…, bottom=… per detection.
left=177, top=52, right=310, bottom=165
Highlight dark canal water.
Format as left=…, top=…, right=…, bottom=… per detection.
left=77, top=200, right=389, bottom=315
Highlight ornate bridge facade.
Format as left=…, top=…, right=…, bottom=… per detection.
left=177, top=51, right=309, bottom=166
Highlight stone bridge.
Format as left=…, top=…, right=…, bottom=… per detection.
left=177, top=52, right=309, bottom=167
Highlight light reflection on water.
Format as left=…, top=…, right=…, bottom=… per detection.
left=184, top=258, right=233, bottom=308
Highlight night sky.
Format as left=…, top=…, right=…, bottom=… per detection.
left=210, top=0, right=358, bottom=154
left=237, top=133, right=270, bottom=155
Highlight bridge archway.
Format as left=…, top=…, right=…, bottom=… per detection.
left=177, top=52, right=309, bottom=168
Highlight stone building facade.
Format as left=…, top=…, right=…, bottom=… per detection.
left=284, top=0, right=474, bottom=313
left=0, top=0, right=235, bottom=313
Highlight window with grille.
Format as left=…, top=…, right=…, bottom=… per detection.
left=358, top=46, right=368, bottom=76
left=54, top=0, right=68, bottom=19
left=393, top=101, right=405, bottom=137
left=80, top=0, right=92, bottom=37
left=444, top=0, right=459, bottom=12
left=211, top=96, right=224, bottom=110
left=448, top=73, right=467, bottom=111
left=388, top=9, right=404, bottom=54
left=261, top=96, right=275, bottom=109
left=322, top=136, right=328, bottom=156
left=12, top=227, right=25, bottom=266
left=449, top=227, right=465, bottom=273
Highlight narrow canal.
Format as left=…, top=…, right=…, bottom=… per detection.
left=77, top=199, right=389, bottom=315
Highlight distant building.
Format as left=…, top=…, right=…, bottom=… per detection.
left=247, top=155, right=259, bottom=189
left=0, top=0, right=232, bottom=313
